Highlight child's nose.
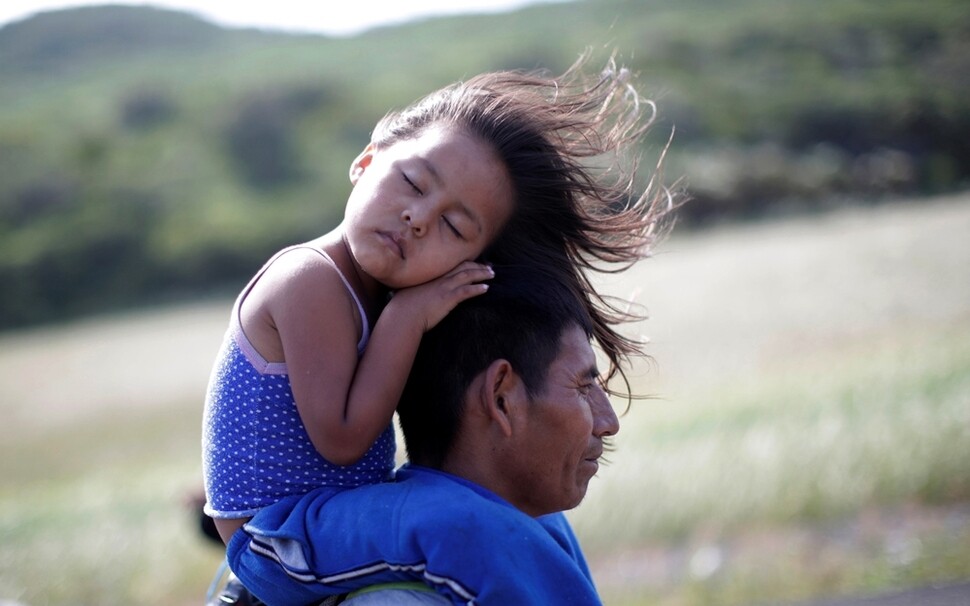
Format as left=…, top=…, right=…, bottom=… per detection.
left=401, top=208, right=428, bottom=236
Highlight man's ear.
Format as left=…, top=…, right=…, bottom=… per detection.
left=481, top=359, right=525, bottom=438
left=349, top=144, right=376, bottom=184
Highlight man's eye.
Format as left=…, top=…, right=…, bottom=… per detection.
left=403, top=173, right=422, bottom=195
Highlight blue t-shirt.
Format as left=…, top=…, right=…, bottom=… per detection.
left=228, top=465, right=602, bottom=605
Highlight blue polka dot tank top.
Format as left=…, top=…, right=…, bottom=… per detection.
left=202, top=246, right=396, bottom=518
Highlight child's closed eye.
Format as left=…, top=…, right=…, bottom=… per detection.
left=442, top=216, right=464, bottom=239
left=403, top=172, right=422, bottom=195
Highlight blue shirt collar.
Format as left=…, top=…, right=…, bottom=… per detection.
left=397, top=463, right=516, bottom=510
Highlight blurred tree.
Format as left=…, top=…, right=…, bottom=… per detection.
left=120, top=89, right=178, bottom=130
left=224, top=86, right=329, bottom=190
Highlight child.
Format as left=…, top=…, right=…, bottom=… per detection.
left=202, top=52, right=673, bottom=548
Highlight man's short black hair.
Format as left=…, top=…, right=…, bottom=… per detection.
left=397, top=265, right=594, bottom=468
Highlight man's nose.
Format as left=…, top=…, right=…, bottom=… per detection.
left=592, top=388, right=620, bottom=437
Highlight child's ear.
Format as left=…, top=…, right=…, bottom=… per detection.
left=349, top=144, right=376, bottom=184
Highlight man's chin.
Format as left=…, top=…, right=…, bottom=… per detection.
left=562, top=484, right=591, bottom=512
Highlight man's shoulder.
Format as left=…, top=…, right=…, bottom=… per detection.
left=397, top=467, right=507, bottom=506
left=395, top=467, right=533, bottom=530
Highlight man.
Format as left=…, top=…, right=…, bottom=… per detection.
left=225, top=267, right=622, bottom=605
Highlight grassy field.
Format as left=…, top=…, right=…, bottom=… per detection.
left=1, top=194, right=969, bottom=605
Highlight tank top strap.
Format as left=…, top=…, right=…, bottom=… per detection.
left=233, top=245, right=371, bottom=355
left=295, top=246, right=371, bottom=354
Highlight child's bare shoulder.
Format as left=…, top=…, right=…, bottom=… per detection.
left=261, top=246, right=353, bottom=306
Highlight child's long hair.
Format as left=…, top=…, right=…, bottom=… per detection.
left=371, top=52, right=680, bottom=397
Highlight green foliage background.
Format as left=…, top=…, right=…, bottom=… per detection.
left=1, top=0, right=968, bottom=329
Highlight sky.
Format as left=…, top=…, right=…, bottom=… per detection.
left=0, top=0, right=564, bottom=36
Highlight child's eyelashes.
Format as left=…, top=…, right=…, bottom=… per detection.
left=442, top=216, right=464, bottom=240
left=400, top=170, right=466, bottom=240
left=402, top=172, right=422, bottom=195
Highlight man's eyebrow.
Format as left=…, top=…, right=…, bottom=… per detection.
left=419, top=157, right=483, bottom=235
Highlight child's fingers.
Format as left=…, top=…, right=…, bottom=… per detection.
left=394, top=262, right=495, bottom=329
left=449, top=281, right=491, bottom=301
left=442, top=261, right=495, bottom=286
left=426, top=283, right=490, bottom=325
left=419, top=265, right=493, bottom=326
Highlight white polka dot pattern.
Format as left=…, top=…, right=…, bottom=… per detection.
left=202, top=336, right=395, bottom=518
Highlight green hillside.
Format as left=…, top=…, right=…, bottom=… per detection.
left=1, top=0, right=968, bottom=329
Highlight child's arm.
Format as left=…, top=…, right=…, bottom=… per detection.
left=270, top=258, right=493, bottom=466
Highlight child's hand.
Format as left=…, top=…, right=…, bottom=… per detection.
left=389, top=261, right=495, bottom=332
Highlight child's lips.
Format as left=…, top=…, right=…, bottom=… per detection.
left=379, top=231, right=405, bottom=259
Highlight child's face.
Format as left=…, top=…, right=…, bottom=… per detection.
left=343, top=123, right=514, bottom=289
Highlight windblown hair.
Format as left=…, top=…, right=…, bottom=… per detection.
left=373, top=53, right=678, bottom=396
left=398, top=265, right=595, bottom=468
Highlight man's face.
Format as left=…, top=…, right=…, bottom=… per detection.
left=506, top=324, right=620, bottom=517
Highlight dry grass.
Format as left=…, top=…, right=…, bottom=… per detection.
left=1, top=193, right=969, bottom=605
left=572, top=193, right=970, bottom=604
